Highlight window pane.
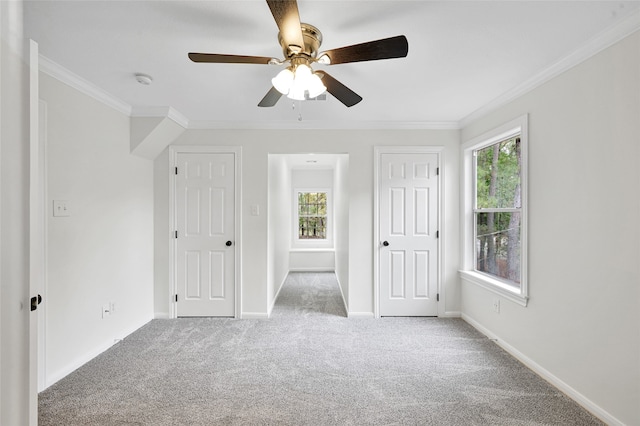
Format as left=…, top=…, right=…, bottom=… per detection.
left=476, top=137, right=521, bottom=209
left=297, top=191, right=328, bottom=240
left=475, top=211, right=521, bottom=284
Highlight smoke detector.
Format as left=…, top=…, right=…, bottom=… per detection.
left=135, top=73, right=153, bottom=85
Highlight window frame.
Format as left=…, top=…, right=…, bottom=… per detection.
left=292, top=187, right=333, bottom=248
left=460, top=115, right=529, bottom=306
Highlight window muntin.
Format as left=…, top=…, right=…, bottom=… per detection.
left=474, top=136, right=522, bottom=287
left=297, top=192, right=327, bottom=240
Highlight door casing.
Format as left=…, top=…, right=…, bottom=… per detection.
left=373, top=146, right=444, bottom=318
left=169, top=146, right=242, bottom=319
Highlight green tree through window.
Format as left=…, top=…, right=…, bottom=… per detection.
left=298, top=192, right=327, bottom=239
left=475, top=136, right=521, bottom=284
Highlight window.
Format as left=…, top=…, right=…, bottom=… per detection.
left=461, top=115, right=528, bottom=306
left=297, top=191, right=327, bottom=239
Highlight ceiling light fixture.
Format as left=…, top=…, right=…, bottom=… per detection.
left=135, top=73, right=153, bottom=86
left=272, top=62, right=326, bottom=101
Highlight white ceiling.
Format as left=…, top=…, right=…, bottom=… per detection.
left=24, top=1, right=640, bottom=128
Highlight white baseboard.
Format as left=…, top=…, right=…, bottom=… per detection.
left=268, top=271, right=290, bottom=316
left=288, top=267, right=335, bottom=272
left=347, top=312, right=375, bottom=319
left=241, top=312, right=269, bottom=319
left=461, top=313, right=624, bottom=426
left=440, top=311, right=462, bottom=318
left=334, top=275, right=349, bottom=316
left=154, top=312, right=170, bottom=319
left=45, top=317, right=152, bottom=390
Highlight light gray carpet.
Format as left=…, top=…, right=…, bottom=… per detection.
left=39, top=272, right=602, bottom=425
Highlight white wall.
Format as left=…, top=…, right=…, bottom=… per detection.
left=334, top=155, right=350, bottom=309
left=460, top=31, right=640, bottom=425
left=154, top=129, right=460, bottom=318
left=40, top=72, right=154, bottom=386
left=267, top=154, right=291, bottom=313
left=0, top=0, right=31, bottom=423
left=290, top=167, right=334, bottom=270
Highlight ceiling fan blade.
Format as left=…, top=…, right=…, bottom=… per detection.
left=258, top=86, right=283, bottom=107
left=266, top=0, right=304, bottom=54
left=316, top=71, right=362, bottom=107
left=319, top=35, right=408, bottom=65
left=188, top=52, right=274, bottom=65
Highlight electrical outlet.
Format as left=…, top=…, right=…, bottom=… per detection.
left=102, top=303, right=110, bottom=319
left=493, top=299, right=500, bottom=313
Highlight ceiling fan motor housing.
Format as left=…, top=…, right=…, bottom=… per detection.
left=279, top=23, right=323, bottom=59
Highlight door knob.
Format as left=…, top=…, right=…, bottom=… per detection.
left=382, top=241, right=389, bottom=247
left=226, top=241, right=232, bottom=247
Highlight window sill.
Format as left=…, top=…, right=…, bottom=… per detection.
left=459, top=270, right=528, bottom=307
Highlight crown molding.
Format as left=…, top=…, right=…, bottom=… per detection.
left=459, top=8, right=640, bottom=129
left=186, top=120, right=461, bottom=131
left=39, top=55, right=132, bottom=116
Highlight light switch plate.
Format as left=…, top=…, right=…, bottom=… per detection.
left=53, top=200, right=70, bottom=217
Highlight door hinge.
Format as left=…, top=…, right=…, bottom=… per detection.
left=436, top=167, right=440, bottom=176
left=436, top=230, right=439, bottom=238
left=175, top=294, right=178, bottom=303
left=174, top=230, right=178, bottom=239
left=175, top=167, right=178, bottom=175
left=437, top=293, right=440, bottom=302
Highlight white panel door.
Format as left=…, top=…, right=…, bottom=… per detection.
left=379, top=153, right=439, bottom=316
left=176, top=153, right=235, bottom=317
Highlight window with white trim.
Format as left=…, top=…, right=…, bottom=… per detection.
left=297, top=191, right=327, bottom=240
left=293, top=188, right=333, bottom=248
left=461, top=115, right=528, bottom=305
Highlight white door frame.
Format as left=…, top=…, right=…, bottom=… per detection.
left=168, top=146, right=242, bottom=319
left=373, top=146, right=444, bottom=318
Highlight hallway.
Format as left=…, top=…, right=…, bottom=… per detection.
left=271, top=272, right=347, bottom=318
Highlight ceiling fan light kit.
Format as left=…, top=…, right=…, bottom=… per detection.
left=188, top=0, right=408, bottom=109
left=272, top=62, right=326, bottom=101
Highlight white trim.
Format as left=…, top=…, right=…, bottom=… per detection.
left=459, top=9, right=640, bottom=128
left=292, top=187, right=333, bottom=249
left=460, top=271, right=528, bottom=307
left=38, top=100, right=49, bottom=394
left=28, top=42, right=43, bottom=425
left=460, top=115, right=529, bottom=306
left=373, top=146, right=444, bottom=318
left=461, top=313, right=625, bottom=426
left=187, top=120, right=460, bottom=131
left=268, top=271, right=290, bottom=317
left=154, top=313, right=170, bottom=320
left=289, top=248, right=335, bottom=253
left=288, top=267, right=335, bottom=272
left=440, top=311, right=462, bottom=318
left=38, top=55, right=131, bottom=116
left=335, top=275, right=349, bottom=317
left=168, top=146, right=243, bottom=319
left=241, top=312, right=269, bottom=320
left=347, top=312, right=375, bottom=319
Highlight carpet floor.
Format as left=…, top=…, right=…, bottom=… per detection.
left=39, top=272, right=602, bottom=425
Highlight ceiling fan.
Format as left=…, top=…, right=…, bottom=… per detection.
left=188, top=0, right=408, bottom=108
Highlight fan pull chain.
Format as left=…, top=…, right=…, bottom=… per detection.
left=292, top=100, right=303, bottom=121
